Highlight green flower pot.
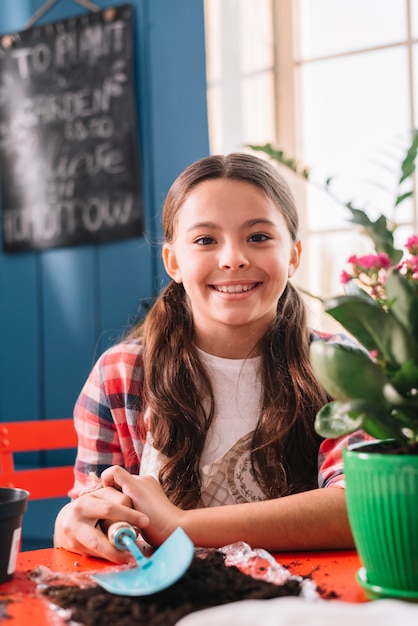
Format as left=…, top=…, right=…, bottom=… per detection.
left=343, top=440, right=418, bottom=601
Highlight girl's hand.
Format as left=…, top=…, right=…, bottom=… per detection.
left=54, top=485, right=149, bottom=563
left=100, top=466, right=187, bottom=547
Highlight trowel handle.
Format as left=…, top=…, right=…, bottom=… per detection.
left=107, top=521, right=138, bottom=551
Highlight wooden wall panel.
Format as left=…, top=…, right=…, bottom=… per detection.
left=42, top=247, right=98, bottom=418
left=0, top=253, right=41, bottom=422
left=97, top=238, right=153, bottom=354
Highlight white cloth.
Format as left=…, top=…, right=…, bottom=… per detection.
left=176, top=597, right=418, bottom=626
left=140, top=350, right=266, bottom=505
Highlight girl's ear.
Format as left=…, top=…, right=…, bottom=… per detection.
left=288, top=240, right=302, bottom=278
left=162, top=243, right=182, bottom=283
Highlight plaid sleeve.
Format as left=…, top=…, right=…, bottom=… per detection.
left=69, top=340, right=148, bottom=499
left=318, top=430, right=375, bottom=489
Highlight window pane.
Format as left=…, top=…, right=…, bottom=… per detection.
left=300, top=47, right=412, bottom=231
left=411, top=0, right=418, bottom=38
left=240, top=0, right=274, bottom=72
left=303, top=231, right=370, bottom=296
left=298, top=230, right=371, bottom=332
left=299, top=0, right=407, bottom=59
left=205, top=0, right=275, bottom=154
left=242, top=73, right=276, bottom=146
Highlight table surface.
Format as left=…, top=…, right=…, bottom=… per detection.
left=0, top=547, right=367, bottom=624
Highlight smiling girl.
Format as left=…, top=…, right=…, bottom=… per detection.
left=54, top=153, right=369, bottom=562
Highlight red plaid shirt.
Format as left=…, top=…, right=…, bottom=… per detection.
left=70, top=334, right=371, bottom=500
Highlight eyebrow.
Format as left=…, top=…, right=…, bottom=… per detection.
left=186, top=218, right=278, bottom=232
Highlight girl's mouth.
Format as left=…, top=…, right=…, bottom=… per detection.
left=211, top=283, right=259, bottom=294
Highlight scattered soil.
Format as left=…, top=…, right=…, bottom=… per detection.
left=42, top=550, right=303, bottom=626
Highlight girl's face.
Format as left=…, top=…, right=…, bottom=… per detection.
left=163, top=178, right=301, bottom=357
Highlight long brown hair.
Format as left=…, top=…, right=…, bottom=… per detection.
left=130, top=153, right=328, bottom=508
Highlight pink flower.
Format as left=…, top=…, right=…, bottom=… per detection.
left=376, top=253, right=392, bottom=269
left=401, top=255, right=418, bottom=280
left=409, top=256, right=418, bottom=271
left=349, top=253, right=391, bottom=272
left=405, top=235, right=418, bottom=255
left=340, top=270, right=352, bottom=284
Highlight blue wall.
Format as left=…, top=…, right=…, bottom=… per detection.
left=0, top=0, right=209, bottom=548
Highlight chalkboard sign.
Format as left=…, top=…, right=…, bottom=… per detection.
left=0, top=4, right=143, bottom=253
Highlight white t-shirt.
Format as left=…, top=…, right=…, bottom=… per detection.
left=139, top=349, right=267, bottom=505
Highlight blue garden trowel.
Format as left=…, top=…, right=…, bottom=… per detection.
left=91, top=522, right=194, bottom=596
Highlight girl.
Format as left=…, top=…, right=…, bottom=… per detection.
left=54, top=153, right=367, bottom=563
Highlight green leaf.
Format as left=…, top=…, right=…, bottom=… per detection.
left=385, top=270, right=418, bottom=338
left=315, top=401, right=364, bottom=438
left=399, top=130, right=418, bottom=184
left=391, top=409, right=418, bottom=433
left=246, top=143, right=310, bottom=179
left=324, top=295, right=418, bottom=367
left=344, top=208, right=402, bottom=264
left=399, top=160, right=416, bottom=184
left=389, top=360, right=418, bottom=395
left=395, top=191, right=413, bottom=207
left=310, top=341, right=390, bottom=405
left=247, top=143, right=287, bottom=166
left=360, top=406, right=407, bottom=440
left=315, top=399, right=409, bottom=443
left=383, top=381, right=418, bottom=444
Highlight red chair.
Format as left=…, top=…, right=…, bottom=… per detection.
left=0, top=419, right=77, bottom=499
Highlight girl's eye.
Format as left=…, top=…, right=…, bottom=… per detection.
left=195, top=236, right=216, bottom=245
left=249, top=233, right=270, bottom=243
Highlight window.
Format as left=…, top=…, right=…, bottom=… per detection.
left=204, top=0, right=418, bottom=330
left=204, top=0, right=276, bottom=154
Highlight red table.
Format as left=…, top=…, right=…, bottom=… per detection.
left=0, top=547, right=367, bottom=623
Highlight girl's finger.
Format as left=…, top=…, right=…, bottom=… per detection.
left=100, top=465, right=133, bottom=490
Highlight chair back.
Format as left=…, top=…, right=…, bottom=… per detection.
left=0, top=419, right=77, bottom=499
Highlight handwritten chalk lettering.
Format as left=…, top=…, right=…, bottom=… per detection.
left=19, top=75, right=125, bottom=128
left=10, top=21, right=127, bottom=79
left=3, top=194, right=134, bottom=245
left=28, top=88, right=106, bottom=124
left=55, top=31, right=77, bottom=67
left=3, top=208, right=31, bottom=243
left=15, top=66, right=127, bottom=130
left=47, top=181, right=75, bottom=203
left=81, top=195, right=133, bottom=231
left=20, top=89, right=104, bottom=128
left=50, top=143, right=125, bottom=180
left=11, top=44, right=51, bottom=79
left=64, top=116, right=114, bottom=141
left=3, top=203, right=76, bottom=242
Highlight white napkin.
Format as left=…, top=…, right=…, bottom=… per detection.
left=176, top=596, right=418, bottom=626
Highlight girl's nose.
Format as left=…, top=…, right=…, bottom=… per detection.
left=218, top=245, right=250, bottom=270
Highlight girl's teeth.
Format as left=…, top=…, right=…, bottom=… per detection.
left=215, top=284, right=254, bottom=293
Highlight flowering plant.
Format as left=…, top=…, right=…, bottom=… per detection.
left=310, top=135, right=418, bottom=455
left=310, top=231, right=418, bottom=454
left=250, top=133, right=418, bottom=454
